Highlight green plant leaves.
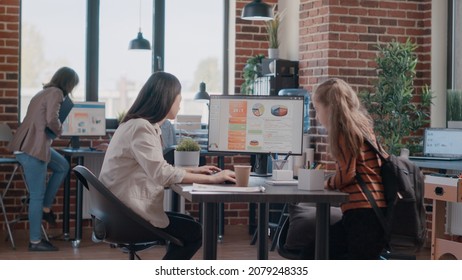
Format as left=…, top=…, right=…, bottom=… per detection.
left=360, top=39, right=433, bottom=155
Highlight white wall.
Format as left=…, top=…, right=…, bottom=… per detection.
left=431, top=0, right=448, bottom=127
left=279, top=0, right=300, bottom=61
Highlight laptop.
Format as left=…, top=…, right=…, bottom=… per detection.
left=408, top=128, right=462, bottom=161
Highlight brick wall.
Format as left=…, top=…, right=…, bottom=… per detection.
left=0, top=0, right=19, bottom=127
left=0, top=0, right=449, bottom=247
left=299, top=0, right=432, bottom=167
left=297, top=0, right=434, bottom=246
left=0, top=0, right=23, bottom=229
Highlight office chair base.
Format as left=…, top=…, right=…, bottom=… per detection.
left=118, top=243, right=160, bottom=260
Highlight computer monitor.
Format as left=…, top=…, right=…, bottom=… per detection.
left=62, top=101, right=106, bottom=149
left=208, top=95, right=304, bottom=175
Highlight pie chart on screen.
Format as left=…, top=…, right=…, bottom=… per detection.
left=271, top=105, right=288, bottom=117
left=252, top=103, right=265, bottom=117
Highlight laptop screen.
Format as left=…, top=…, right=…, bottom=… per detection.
left=424, top=128, right=462, bottom=157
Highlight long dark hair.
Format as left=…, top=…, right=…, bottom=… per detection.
left=122, top=71, right=181, bottom=124
left=43, top=66, right=79, bottom=97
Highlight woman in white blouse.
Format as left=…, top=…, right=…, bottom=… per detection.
left=99, top=71, right=235, bottom=259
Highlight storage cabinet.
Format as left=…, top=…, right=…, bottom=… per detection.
left=424, top=175, right=462, bottom=259
left=253, top=59, right=299, bottom=96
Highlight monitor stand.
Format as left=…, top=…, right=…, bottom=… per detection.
left=251, top=154, right=272, bottom=177
left=70, top=136, right=81, bottom=150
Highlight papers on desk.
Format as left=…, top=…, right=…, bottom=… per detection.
left=191, top=183, right=265, bottom=193
left=265, top=179, right=298, bottom=186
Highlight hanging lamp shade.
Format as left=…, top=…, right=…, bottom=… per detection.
left=194, top=82, right=210, bottom=102
left=241, top=0, right=273, bottom=21
left=129, top=31, right=151, bottom=50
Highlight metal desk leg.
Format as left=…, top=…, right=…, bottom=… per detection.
left=257, top=202, right=269, bottom=260
left=202, top=202, right=218, bottom=260
left=217, top=156, right=225, bottom=240
left=63, top=155, right=71, bottom=240
left=72, top=157, right=84, bottom=248
left=315, top=203, right=330, bottom=260
left=218, top=202, right=224, bottom=242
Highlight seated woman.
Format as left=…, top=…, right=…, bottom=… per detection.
left=99, top=71, right=236, bottom=260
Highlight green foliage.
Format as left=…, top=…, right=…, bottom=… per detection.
left=360, top=39, right=433, bottom=155
left=447, top=90, right=462, bottom=121
left=176, top=137, right=200, bottom=152
left=265, top=6, right=284, bottom=49
left=241, top=54, right=265, bottom=95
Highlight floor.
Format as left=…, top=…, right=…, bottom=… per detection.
left=0, top=225, right=288, bottom=260
left=1, top=224, right=432, bottom=260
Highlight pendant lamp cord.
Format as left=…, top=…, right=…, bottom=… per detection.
left=138, top=0, right=142, bottom=32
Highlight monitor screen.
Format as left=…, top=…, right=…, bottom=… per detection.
left=62, top=101, right=106, bottom=136
left=208, top=95, right=304, bottom=155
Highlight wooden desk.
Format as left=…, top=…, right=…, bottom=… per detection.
left=171, top=177, right=348, bottom=260
left=59, top=148, right=105, bottom=248
left=424, top=175, right=462, bottom=259
left=411, top=159, right=462, bottom=171
left=411, top=159, right=462, bottom=259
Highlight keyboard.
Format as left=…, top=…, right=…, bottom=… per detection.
left=408, top=156, right=462, bottom=161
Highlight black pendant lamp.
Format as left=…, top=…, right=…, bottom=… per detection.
left=194, top=82, right=210, bottom=102
left=129, top=0, right=151, bottom=50
left=129, top=31, right=151, bottom=50
left=241, top=0, right=273, bottom=21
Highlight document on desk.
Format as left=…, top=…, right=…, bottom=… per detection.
left=190, top=183, right=265, bottom=193
left=265, top=179, right=298, bottom=186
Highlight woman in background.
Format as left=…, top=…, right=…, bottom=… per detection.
left=99, top=71, right=235, bottom=260
left=9, top=66, right=79, bottom=251
left=309, top=78, right=387, bottom=259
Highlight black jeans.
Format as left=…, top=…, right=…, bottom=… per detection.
left=329, top=208, right=386, bottom=260
left=301, top=208, right=386, bottom=260
left=161, top=212, right=202, bottom=260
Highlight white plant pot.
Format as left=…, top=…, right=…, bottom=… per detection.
left=174, top=150, right=200, bottom=167
left=268, top=48, right=279, bottom=59
left=448, top=121, right=462, bottom=129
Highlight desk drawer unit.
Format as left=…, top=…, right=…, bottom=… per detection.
left=424, top=175, right=462, bottom=259
left=424, top=175, right=461, bottom=203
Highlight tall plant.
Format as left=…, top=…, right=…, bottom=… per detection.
left=265, top=6, right=284, bottom=49
left=447, top=89, right=462, bottom=121
left=360, top=39, right=433, bottom=155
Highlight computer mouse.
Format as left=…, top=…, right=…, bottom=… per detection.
left=223, top=180, right=235, bottom=185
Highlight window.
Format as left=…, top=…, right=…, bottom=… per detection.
left=99, top=0, right=153, bottom=118
left=20, top=0, right=86, bottom=121
left=21, top=0, right=226, bottom=122
left=164, top=0, right=225, bottom=123
left=449, top=0, right=462, bottom=89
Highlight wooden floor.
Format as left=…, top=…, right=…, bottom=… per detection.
left=0, top=225, right=287, bottom=260
left=0, top=225, right=431, bottom=260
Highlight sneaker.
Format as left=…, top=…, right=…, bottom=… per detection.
left=28, top=239, right=59, bottom=251
left=42, top=210, right=57, bottom=226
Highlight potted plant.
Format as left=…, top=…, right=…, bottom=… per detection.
left=360, top=39, right=433, bottom=155
left=241, top=54, right=265, bottom=95
left=447, top=89, right=462, bottom=128
left=265, top=6, right=284, bottom=59
left=174, top=137, right=201, bottom=167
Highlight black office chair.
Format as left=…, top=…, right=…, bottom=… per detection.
left=250, top=203, right=289, bottom=251
left=276, top=213, right=416, bottom=260
left=72, top=165, right=184, bottom=260
left=276, top=218, right=302, bottom=259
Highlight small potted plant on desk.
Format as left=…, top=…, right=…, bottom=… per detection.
left=174, top=137, right=201, bottom=167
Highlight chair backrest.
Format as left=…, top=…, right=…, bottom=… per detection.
left=72, top=165, right=183, bottom=246
left=0, top=123, right=14, bottom=143
left=276, top=218, right=302, bottom=260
